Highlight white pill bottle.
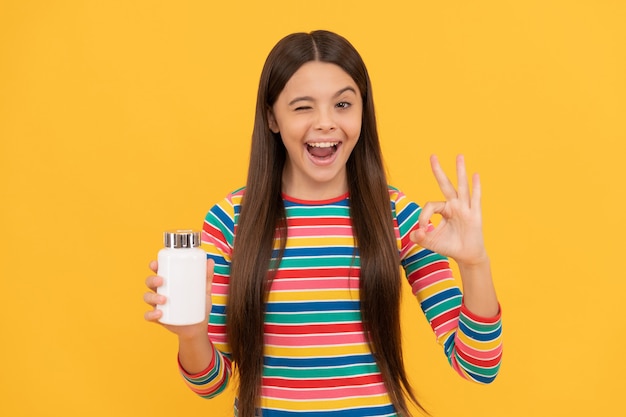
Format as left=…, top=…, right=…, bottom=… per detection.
left=157, top=230, right=207, bottom=325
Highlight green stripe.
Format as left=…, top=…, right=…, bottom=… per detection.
left=208, top=215, right=234, bottom=247
left=415, top=252, right=448, bottom=268
left=424, top=296, right=463, bottom=322
left=263, top=364, right=379, bottom=378
left=199, top=381, right=229, bottom=398
left=398, top=208, right=420, bottom=237
left=285, top=207, right=350, bottom=217
left=277, top=256, right=359, bottom=268
left=455, top=354, right=501, bottom=377
left=404, top=252, right=448, bottom=276
left=209, top=314, right=226, bottom=325
left=265, top=311, right=361, bottom=324
left=460, top=314, right=502, bottom=333
left=213, top=265, right=230, bottom=275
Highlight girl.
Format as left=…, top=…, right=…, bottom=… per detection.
left=144, top=30, right=502, bottom=417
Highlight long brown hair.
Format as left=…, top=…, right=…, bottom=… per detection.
left=227, top=30, right=423, bottom=417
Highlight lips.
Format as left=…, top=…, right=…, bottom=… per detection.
left=306, top=141, right=339, bottom=160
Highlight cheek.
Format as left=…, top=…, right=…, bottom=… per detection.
left=347, top=118, right=362, bottom=140
left=281, top=119, right=310, bottom=139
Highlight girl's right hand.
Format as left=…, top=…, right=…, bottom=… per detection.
left=143, top=258, right=215, bottom=340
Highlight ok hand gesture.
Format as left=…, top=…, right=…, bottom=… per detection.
left=410, top=155, right=488, bottom=267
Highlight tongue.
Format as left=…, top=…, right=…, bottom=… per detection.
left=308, top=146, right=335, bottom=159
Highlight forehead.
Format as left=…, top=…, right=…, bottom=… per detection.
left=280, top=61, right=359, bottom=97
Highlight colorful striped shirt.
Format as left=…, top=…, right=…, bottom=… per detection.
left=180, top=186, right=503, bottom=416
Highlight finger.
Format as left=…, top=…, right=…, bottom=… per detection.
left=410, top=227, right=426, bottom=245
left=471, top=172, right=482, bottom=210
left=143, top=291, right=166, bottom=307
left=144, top=308, right=163, bottom=322
left=145, top=275, right=163, bottom=292
left=456, top=154, right=470, bottom=203
left=411, top=202, right=444, bottom=248
left=149, top=260, right=158, bottom=273
left=206, top=258, right=215, bottom=294
left=417, top=201, right=446, bottom=231
left=430, top=155, right=457, bottom=200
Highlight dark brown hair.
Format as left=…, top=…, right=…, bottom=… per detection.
left=227, top=30, right=423, bottom=417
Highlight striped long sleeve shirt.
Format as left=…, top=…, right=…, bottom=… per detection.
left=179, top=186, right=503, bottom=416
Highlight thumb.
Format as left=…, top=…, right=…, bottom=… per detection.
left=206, top=258, right=215, bottom=292
left=410, top=228, right=427, bottom=246
left=410, top=222, right=436, bottom=250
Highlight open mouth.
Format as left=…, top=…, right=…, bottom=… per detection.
left=306, top=142, right=339, bottom=160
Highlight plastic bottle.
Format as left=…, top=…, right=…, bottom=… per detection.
left=157, top=230, right=207, bottom=325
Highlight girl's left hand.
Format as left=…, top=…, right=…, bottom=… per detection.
left=410, top=154, right=488, bottom=266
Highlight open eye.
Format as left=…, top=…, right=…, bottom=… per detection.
left=336, top=101, right=351, bottom=109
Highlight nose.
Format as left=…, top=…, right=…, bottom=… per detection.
left=314, top=108, right=336, bottom=131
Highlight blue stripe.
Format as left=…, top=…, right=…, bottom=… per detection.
left=468, top=372, right=497, bottom=384
left=209, top=204, right=234, bottom=233
left=396, top=200, right=420, bottom=226
left=264, top=354, right=374, bottom=368
left=443, top=332, right=455, bottom=357
left=265, top=300, right=360, bottom=313
left=280, top=246, right=357, bottom=257
left=458, top=320, right=503, bottom=341
left=263, top=404, right=396, bottom=417
left=420, top=287, right=463, bottom=311
left=207, top=253, right=228, bottom=265
left=404, top=248, right=436, bottom=264
left=211, top=304, right=226, bottom=314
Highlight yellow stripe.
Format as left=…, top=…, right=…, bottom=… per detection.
left=275, top=236, right=357, bottom=248
left=264, top=344, right=370, bottom=358
left=267, top=289, right=360, bottom=302
left=415, top=278, right=457, bottom=300
left=457, top=331, right=503, bottom=350
left=262, top=393, right=391, bottom=411
left=213, top=341, right=231, bottom=354
left=211, top=294, right=228, bottom=305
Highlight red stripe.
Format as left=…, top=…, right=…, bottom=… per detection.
left=430, top=307, right=461, bottom=330
left=203, top=221, right=222, bottom=237
left=274, top=267, right=358, bottom=279
left=211, top=274, right=229, bottom=285
left=263, top=374, right=383, bottom=389
left=407, top=260, right=450, bottom=285
left=287, top=217, right=352, bottom=227
left=264, top=322, right=363, bottom=335
left=456, top=347, right=502, bottom=368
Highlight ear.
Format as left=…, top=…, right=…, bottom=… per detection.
left=267, top=109, right=279, bottom=133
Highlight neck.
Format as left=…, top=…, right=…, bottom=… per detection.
left=281, top=169, right=348, bottom=201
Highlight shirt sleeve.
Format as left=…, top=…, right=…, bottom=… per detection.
left=177, top=189, right=243, bottom=397
left=391, top=187, right=503, bottom=384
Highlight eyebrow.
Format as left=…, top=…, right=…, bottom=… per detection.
left=287, top=86, right=357, bottom=106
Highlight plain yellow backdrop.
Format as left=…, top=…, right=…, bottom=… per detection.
left=1, top=1, right=624, bottom=416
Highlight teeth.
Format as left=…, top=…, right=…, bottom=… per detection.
left=307, top=142, right=338, bottom=148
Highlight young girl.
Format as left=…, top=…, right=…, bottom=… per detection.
left=144, top=30, right=502, bottom=417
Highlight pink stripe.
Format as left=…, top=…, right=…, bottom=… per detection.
left=262, top=382, right=387, bottom=400
left=433, top=318, right=458, bottom=338
left=288, top=226, right=353, bottom=237
left=455, top=335, right=503, bottom=359
left=211, top=281, right=229, bottom=296
left=202, top=231, right=231, bottom=254
left=265, top=332, right=366, bottom=347
left=208, top=333, right=228, bottom=345
left=411, top=270, right=454, bottom=294
left=270, top=278, right=360, bottom=291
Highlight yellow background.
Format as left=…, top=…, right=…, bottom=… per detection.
left=1, top=1, right=624, bottom=416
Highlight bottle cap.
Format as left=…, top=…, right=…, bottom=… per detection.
left=163, top=230, right=201, bottom=248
